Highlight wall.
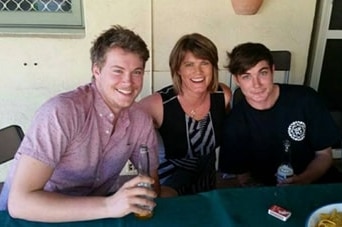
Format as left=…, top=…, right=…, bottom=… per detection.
left=152, top=0, right=317, bottom=91
left=0, top=0, right=153, bottom=132
left=0, top=0, right=317, bottom=179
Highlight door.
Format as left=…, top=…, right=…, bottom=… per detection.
left=306, top=0, right=342, bottom=111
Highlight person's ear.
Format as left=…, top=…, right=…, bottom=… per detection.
left=233, top=75, right=240, bottom=87
left=92, top=64, right=101, bottom=79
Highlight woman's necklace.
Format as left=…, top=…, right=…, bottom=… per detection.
left=178, top=93, right=209, bottom=119
left=190, top=109, right=197, bottom=118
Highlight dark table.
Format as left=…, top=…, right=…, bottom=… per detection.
left=1, top=183, right=342, bottom=226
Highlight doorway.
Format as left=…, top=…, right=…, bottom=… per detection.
left=306, top=0, right=342, bottom=111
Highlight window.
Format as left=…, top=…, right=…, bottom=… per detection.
left=0, top=0, right=84, bottom=35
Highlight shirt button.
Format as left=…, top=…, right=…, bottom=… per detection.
left=109, top=113, right=113, bottom=118
left=99, top=113, right=103, bottom=117
left=105, top=130, right=110, bottom=134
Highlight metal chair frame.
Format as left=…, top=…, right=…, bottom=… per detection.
left=0, top=125, right=24, bottom=192
left=0, top=125, right=24, bottom=164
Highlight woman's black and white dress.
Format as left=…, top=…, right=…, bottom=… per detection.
left=157, top=85, right=226, bottom=195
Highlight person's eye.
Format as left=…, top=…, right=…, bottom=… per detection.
left=113, top=69, right=123, bottom=74
left=241, top=74, right=251, bottom=80
left=261, top=70, right=268, bottom=75
left=184, top=62, right=193, bottom=67
left=133, top=70, right=143, bottom=76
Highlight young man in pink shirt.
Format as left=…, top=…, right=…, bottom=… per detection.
left=0, top=25, right=160, bottom=222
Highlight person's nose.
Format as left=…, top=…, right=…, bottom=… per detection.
left=194, top=64, right=203, bottom=74
left=251, top=76, right=261, bottom=88
left=122, top=73, right=133, bottom=84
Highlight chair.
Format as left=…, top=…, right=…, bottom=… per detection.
left=0, top=125, right=24, bottom=164
left=0, top=125, right=24, bottom=192
left=330, top=111, right=342, bottom=148
left=330, top=111, right=342, bottom=172
left=231, top=50, right=291, bottom=106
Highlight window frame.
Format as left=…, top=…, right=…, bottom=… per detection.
left=0, top=0, right=84, bottom=35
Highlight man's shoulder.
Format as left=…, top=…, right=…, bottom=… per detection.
left=280, top=84, right=316, bottom=95
left=279, top=84, right=319, bottom=102
left=41, top=83, right=94, bottom=114
left=130, top=103, right=152, bottom=119
left=225, top=102, right=247, bottom=122
left=57, top=83, right=93, bottom=100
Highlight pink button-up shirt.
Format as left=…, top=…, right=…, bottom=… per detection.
left=0, top=82, right=158, bottom=208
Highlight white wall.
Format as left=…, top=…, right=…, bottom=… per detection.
left=0, top=0, right=153, bottom=132
left=152, top=0, right=317, bottom=91
left=0, top=0, right=317, bottom=179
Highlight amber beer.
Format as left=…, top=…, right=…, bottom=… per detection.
left=134, top=181, right=153, bottom=219
left=134, top=208, right=153, bottom=219
left=134, top=145, right=154, bottom=219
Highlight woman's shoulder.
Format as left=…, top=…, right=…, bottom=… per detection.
left=157, top=85, right=176, bottom=99
left=139, top=92, right=162, bottom=109
left=219, top=82, right=232, bottom=95
left=138, top=92, right=164, bottom=127
left=217, top=82, right=232, bottom=108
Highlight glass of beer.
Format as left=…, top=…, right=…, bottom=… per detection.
left=134, top=145, right=154, bottom=219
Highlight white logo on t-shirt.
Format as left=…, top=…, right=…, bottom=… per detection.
left=288, top=121, right=306, bottom=141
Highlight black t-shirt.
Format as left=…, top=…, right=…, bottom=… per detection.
left=219, top=84, right=341, bottom=185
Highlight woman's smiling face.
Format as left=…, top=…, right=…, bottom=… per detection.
left=178, top=51, right=213, bottom=94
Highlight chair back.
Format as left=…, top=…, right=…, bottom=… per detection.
left=330, top=111, right=342, bottom=148
left=0, top=125, right=24, bottom=164
left=231, top=50, right=291, bottom=106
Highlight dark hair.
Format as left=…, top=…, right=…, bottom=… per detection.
left=169, top=33, right=219, bottom=94
left=226, top=42, right=273, bottom=75
left=90, top=25, right=149, bottom=69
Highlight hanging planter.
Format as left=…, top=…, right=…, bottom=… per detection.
left=231, top=0, right=263, bottom=15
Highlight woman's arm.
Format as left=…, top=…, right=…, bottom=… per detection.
left=138, top=93, right=164, bottom=128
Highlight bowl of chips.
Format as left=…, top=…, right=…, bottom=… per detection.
left=306, top=203, right=342, bottom=227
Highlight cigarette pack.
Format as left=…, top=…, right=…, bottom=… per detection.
left=268, top=205, right=292, bottom=221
